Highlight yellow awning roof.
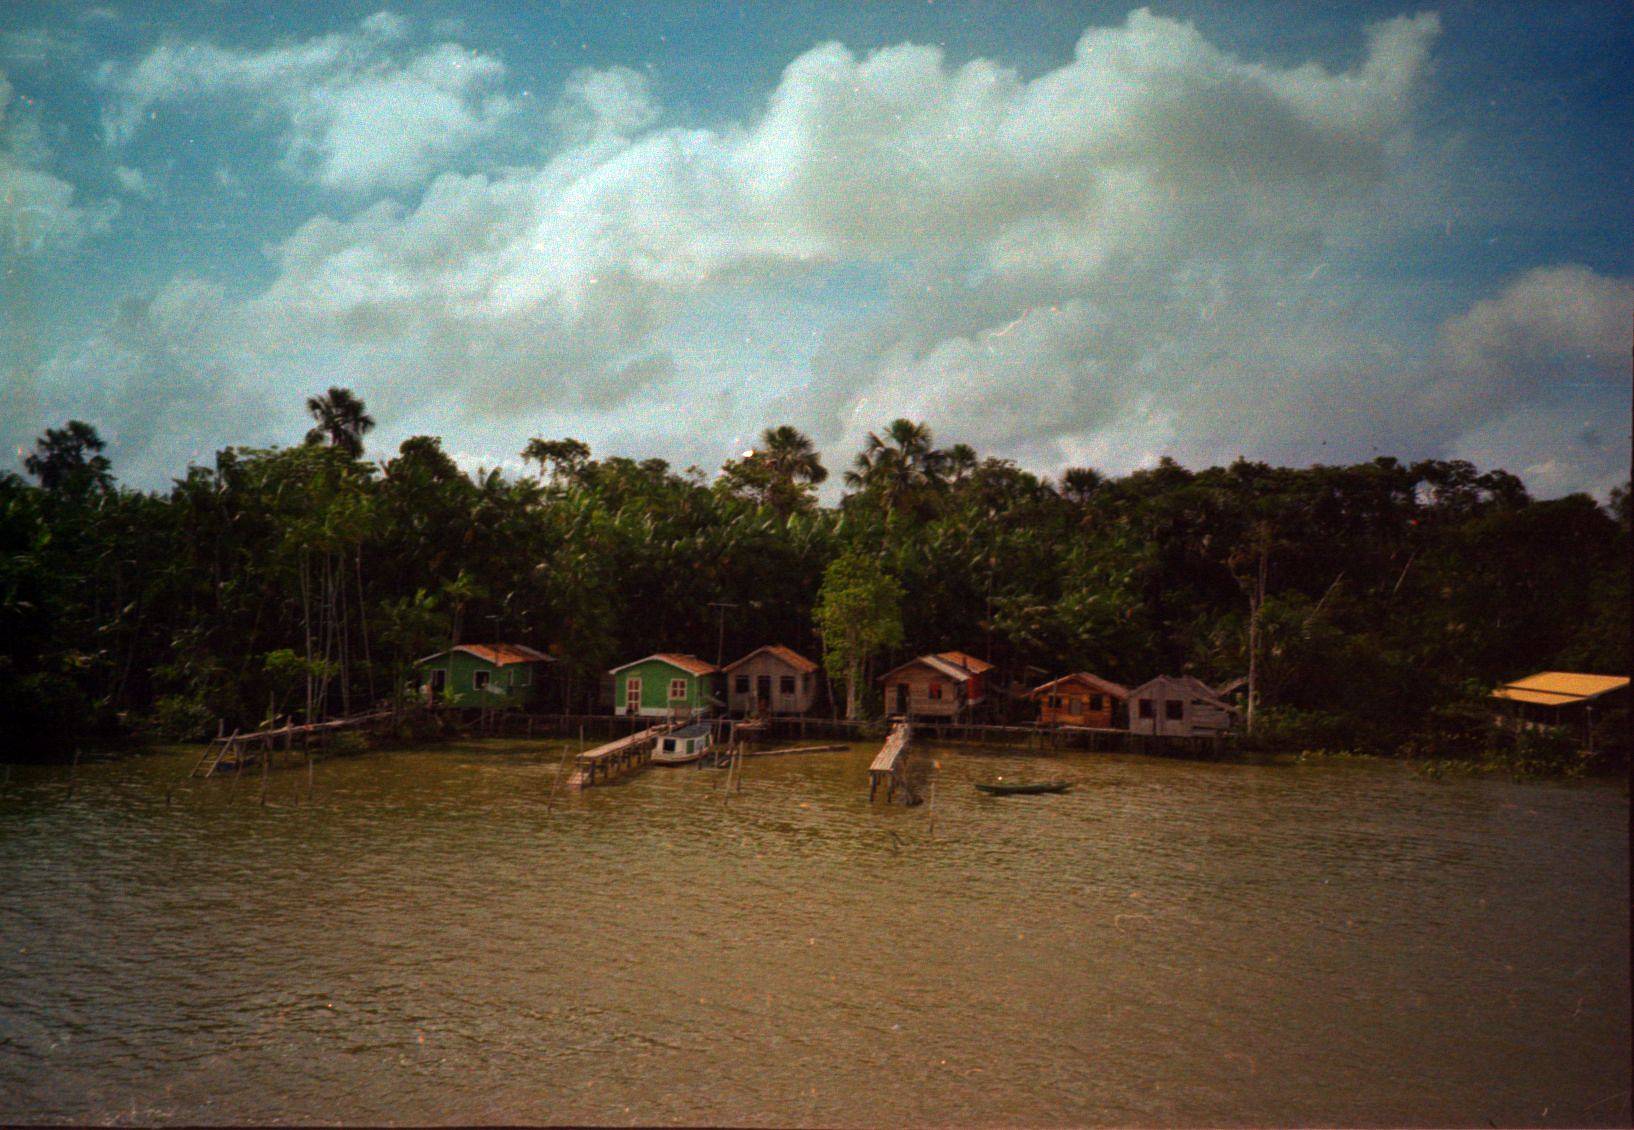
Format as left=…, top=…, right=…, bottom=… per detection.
left=1492, top=672, right=1629, bottom=706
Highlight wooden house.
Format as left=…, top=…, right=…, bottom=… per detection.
left=1127, top=675, right=1234, bottom=737
left=723, top=645, right=820, bottom=715
left=1031, top=672, right=1129, bottom=728
left=609, top=653, right=721, bottom=718
left=879, top=651, right=994, bottom=719
left=415, top=643, right=554, bottom=709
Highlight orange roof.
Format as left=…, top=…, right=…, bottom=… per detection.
left=416, top=642, right=553, bottom=666
left=723, top=644, right=819, bottom=674
left=609, top=652, right=719, bottom=677
left=1031, top=672, right=1129, bottom=699
left=935, top=651, right=994, bottom=674
left=1492, top=671, right=1628, bottom=706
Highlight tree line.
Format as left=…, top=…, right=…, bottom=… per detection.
left=1, top=390, right=1626, bottom=763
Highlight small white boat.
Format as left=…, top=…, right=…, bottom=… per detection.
left=652, top=722, right=714, bottom=765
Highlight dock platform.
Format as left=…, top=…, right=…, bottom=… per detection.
left=868, top=720, right=915, bottom=804
left=569, top=722, right=677, bottom=788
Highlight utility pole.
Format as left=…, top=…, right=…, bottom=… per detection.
left=708, top=601, right=739, bottom=667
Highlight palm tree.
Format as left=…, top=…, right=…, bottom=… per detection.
left=304, top=387, right=375, bottom=458
left=843, top=418, right=944, bottom=514
left=758, top=425, right=828, bottom=488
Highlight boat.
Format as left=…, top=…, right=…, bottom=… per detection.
left=651, top=722, right=715, bottom=765
left=974, top=778, right=1072, bottom=796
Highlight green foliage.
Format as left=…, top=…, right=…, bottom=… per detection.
left=815, top=551, right=904, bottom=718
left=4, top=407, right=1626, bottom=763
left=150, top=693, right=216, bottom=742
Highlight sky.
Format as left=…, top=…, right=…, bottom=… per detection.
left=2, top=1, right=1630, bottom=498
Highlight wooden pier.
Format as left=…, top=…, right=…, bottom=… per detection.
left=191, top=709, right=396, bottom=778
left=868, top=720, right=916, bottom=804
left=569, top=722, right=677, bottom=788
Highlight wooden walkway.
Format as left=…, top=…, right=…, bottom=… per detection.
left=191, top=709, right=396, bottom=778
left=569, top=722, right=677, bottom=788
left=868, top=720, right=916, bottom=804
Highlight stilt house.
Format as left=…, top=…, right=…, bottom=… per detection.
left=1031, top=672, right=1129, bottom=728
left=723, top=645, right=820, bottom=716
left=609, top=653, right=721, bottom=718
left=1127, top=675, right=1234, bottom=737
left=879, top=651, right=993, bottom=719
left=414, top=643, right=554, bottom=709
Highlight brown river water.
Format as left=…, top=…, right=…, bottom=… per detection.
left=0, top=739, right=1628, bottom=1126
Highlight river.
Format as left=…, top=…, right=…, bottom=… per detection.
left=0, top=740, right=1627, bottom=1126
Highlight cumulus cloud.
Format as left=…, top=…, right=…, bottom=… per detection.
left=26, top=7, right=1629, bottom=498
left=100, top=11, right=512, bottom=192
left=0, top=71, right=117, bottom=254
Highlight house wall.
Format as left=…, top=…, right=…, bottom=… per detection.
left=613, top=659, right=718, bottom=717
left=416, top=652, right=537, bottom=709
left=883, top=663, right=968, bottom=718
left=726, top=654, right=817, bottom=715
left=1128, top=680, right=1231, bottom=736
left=1036, top=678, right=1120, bottom=727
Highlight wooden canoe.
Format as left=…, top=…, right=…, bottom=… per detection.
left=974, top=779, right=1072, bottom=796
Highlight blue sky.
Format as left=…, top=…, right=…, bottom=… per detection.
left=2, top=2, right=1629, bottom=496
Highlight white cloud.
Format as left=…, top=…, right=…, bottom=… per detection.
left=31, top=8, right=1628, bottom=497
left=100, top=11, right=512, bottom=192
left=0, top=71, right=117, bottom=254
left=112, top=164, right=150, bottom=197
left=550, top=66, right=660, bottom=144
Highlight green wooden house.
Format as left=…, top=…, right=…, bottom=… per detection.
left=415, top=643, right=554, bottom=709
left=609, top=653, right=722, bottom=718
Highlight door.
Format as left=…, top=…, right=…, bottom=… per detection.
left=756, top=675, right=772, bottom=712
left=895, top=682, right=909, bottom=715
left=625, top=677, right=642, bottom=715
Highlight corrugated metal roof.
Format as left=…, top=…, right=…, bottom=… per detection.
left=416, top=642, right=554, bottom=666
left=1492, top=672, right=1628, bottom=705
left=1031, top=672, right=1130, bottom=699
left=936, top=651, right=994, bottom=674
left=722, top=644, right=820, bottom=674
left=609, top=652, right=719, bottom=677
left=880, top=654, right=974, bottom=683
left=1128, top=674, right=1229, bottom=704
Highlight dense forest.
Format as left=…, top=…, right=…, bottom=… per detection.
left=2, top=391, right=1627, bottom=766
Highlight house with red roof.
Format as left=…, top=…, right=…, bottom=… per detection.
left=415, top=643, right=555, bottom=709
left=723, top=645, right=820, bottom=715
left=879, top=651, right=994, bottom=719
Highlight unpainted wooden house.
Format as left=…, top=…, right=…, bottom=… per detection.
left=1127, top=675, right=1234, bottom=737
left=609, top=653, right=721, bottom=718
left=1031, top=672, right=1129, bottom=728
left=414, top=643, right=554, bottom=709
left=879, top=651, right=994, bottom=719
left=723, top=645, right=820, bottom=716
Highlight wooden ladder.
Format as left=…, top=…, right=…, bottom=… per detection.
left=191, top=731, right=238, bottom=778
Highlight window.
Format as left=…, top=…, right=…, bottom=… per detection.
left=1165, top=700, right=1184, bottom=721
left=1049, top=695, right=1062, bottom=710
left=1089, top=694, right=1103, bottom=712
left=735, top=675, right=750, bottom=694
left=928, top=682, right=944, bottom=701
left=669, top=678, right=688, bottom=701
left=625, top=677, right=642, bottom=712
left=780, top=675, right=795, bottom=695
left=473, top=669, right=490, bottom=690
left=1138, top=699, right=1154, bottom=719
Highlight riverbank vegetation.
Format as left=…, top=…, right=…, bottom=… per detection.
left=2, top=393, right=1626, bottom=769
